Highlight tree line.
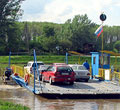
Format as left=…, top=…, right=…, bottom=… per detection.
left=1, top=0, right=120, bottom=55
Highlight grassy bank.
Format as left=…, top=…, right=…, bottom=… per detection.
left=0, top=100, right=30, bottom=110
left=0, top=55, right=91, bottom=68
left=0, top=55, right=120, bottom=69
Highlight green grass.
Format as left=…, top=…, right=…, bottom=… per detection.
left=0, top=55, right=120, bottom=70
left=0, top=100, right=30, bottom=110
left=0, top=55, right=91, bottom=68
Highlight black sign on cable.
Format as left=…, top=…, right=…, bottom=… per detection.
left=100, top=13, right=107, bottom=21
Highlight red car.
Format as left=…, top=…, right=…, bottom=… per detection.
left=41, top=64, right=75, bottom=85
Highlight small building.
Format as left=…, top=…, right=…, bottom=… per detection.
left=91, top=50, right=120, bottom=80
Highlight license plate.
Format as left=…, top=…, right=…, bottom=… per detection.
left=68, top=78, right=71, bottom=80
left=62, top=73, right=69, bottom=75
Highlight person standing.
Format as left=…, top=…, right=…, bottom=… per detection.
left=83, top=60, right=90, bottom=70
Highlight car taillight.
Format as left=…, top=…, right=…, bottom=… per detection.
left=87, top=73, right=90, bottom=76
left=71, top=72, right=75, bottom=75
left=55, top=72, right=60, bottom=75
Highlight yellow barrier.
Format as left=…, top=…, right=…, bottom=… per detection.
left=11, top=65, right=25, bottom=78
left=98, top=68, right=120, bottom=82
left=11, top=65, right=35, bottom=86
left=113, top=71, right=120, bottom=83
left=0, top=68, right=6, bottom=76
left=11, top=65, right=34, bottom=80
left=89, top=66, right=120, bottom=84
left=99, top=68, right=104, bottom=78
left=88, top=67, right=104, bottom=78
left=99, top=68, right=112, bottom=80
left=89, top=67, right=92, bottom=75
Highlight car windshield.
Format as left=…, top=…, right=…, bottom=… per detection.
left=57, top=66, right=73, bottom=72
left=40, top=65, right=49, bottom=70
left=78, top=66, right=86, bottom=70
left=71, top=66, right=77, bottom=70
left=32, top=63, right=44, bottom=67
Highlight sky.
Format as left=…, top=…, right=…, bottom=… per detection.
left=21, top=0, right=120, bottom=26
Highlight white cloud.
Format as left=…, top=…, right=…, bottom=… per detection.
left=33, top=0, right=98, bottom=23
left=21, top=0, right=120, bottom=25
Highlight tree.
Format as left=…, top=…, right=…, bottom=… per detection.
left=43, top=25, right=55, bottom=37
left=69, top=14, right=95, bottom=52
left=40, top=36, right=59, bottom=54
left=0, top=0, right=24, bottom=22
left=59, top=19, right=73, bottom=41
left=0, top=0, right=24, bottom=54
left=6, top=23, right=22, bottom=53
left=113, top=41, right=120, bottom=53
left=59, top=40, right=72, bottom=54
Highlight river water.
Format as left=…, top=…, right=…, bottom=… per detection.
left=0, top=84, right=120, bottom=110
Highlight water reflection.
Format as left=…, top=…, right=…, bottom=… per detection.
left=0, top=87, right=120, bottom=110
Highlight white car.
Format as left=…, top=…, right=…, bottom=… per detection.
left=69, top=64, right=90, bottom=82
left=24, top=61, right=44, bottom=74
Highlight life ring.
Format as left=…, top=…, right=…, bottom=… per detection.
left=24, top=74, right=30, bottom=84
left=14, top=73, right=18, bottom=76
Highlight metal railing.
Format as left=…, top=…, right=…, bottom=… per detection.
left=112, top=71, right=120, bottom=84
left=99, top=68, right=105, bottom=78
left=11, top=65, right=34, bottom=86
left=89, top=67, right=120, bottom=84
left=11, top=65, right=25, bottom=78
left=0, top=68, right=6, bottom=76
left=98, top=68, right=120, bottom=84
left=1, top=65, right=120, bottom=86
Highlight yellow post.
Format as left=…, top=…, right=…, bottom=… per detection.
left=101, top=22, right=104, bottom=64
left=119, top=73, right=120, bottom=84
left=78, top=55, right=80, bottom=64
left=115, top=56, right=117, bottom=69
left=101, top=22, right=104, bottom=79
left=102, top=29, right=103, bottom=52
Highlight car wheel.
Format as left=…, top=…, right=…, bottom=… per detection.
left=40, top=75, right=42, bottom=81
left=49, top=77, right=53, bottom=85
left=85, top=79, right=89, bottom=82
left=69, top=82, right=74, bottom=85
left=42, top=75, right=45, bottom=82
